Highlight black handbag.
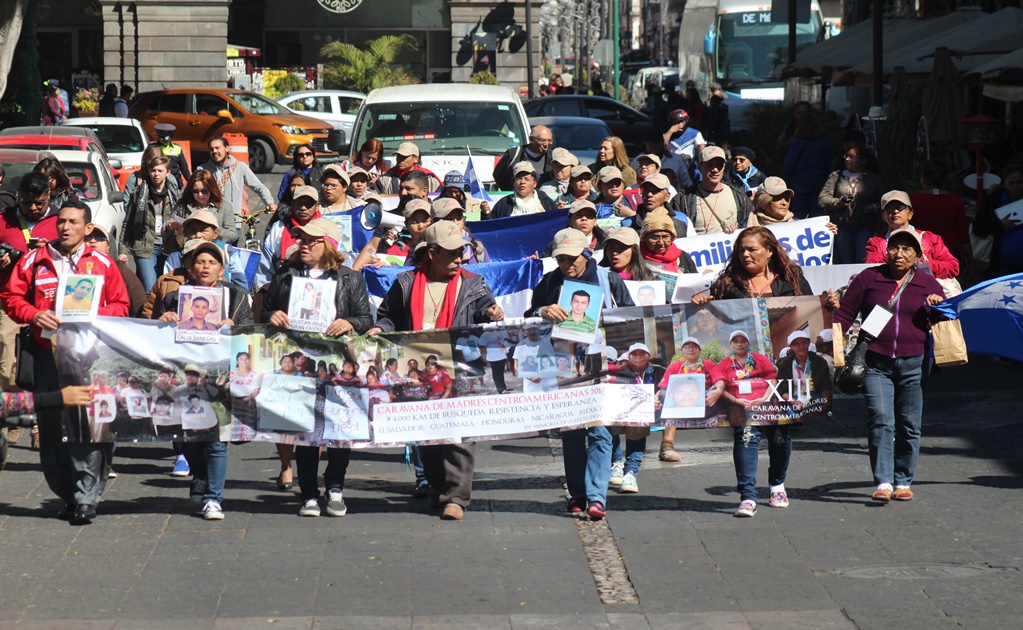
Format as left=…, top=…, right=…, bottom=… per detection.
left=14, top=325, right=36, bottom=390
left=834, top=269, right=915, bottom=395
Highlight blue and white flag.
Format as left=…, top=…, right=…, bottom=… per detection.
left=467, top=210, right=570, bottom=261
left=363, top=258, right=543, bottom=321
left=933, top=273, right=1023, bottom=361
left=464, top=149, right=492, bottom=203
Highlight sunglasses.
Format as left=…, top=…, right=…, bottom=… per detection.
left=296, top=151, right=313, bottom=157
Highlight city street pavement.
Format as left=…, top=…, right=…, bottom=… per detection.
left=1, top=354, right=1021, bottom=629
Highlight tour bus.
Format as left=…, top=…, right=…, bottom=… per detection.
left=343, top=84, right=531, bottom=189
left=678, top=0, right=826, bottom=126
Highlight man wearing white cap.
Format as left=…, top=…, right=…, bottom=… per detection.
left=608, top=342, right=665, bottom=494
left=493, top=125, right=553, bottom=191
left=776, top=329, right=832, bottom=406
left=375, top=141, right=442, bottom=195
left=256, top=185, right=322, bottom=288
left=369, top=222, right=503, bottom=521
left=678, top=146, right=753, bottom=235
left=486, top=161, right=558, bottom=218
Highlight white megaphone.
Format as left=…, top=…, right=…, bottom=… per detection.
left=359, top=202, right=405, bottom=231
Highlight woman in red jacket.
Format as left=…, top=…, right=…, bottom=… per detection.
left=864, top=191, right=959, bottom=286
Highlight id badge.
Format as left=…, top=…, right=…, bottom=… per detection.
left=860, top=305, right=894, bottom=338
left=738, top=380, right=753, bottom=395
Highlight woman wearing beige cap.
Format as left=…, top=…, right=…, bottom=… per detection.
left=539, top=147, right=580, bottom=200
left=556, top=165, right=599, bottom=208
left=542, top=199, right=606, bottom=257
left=486, top=161, right=558, bottom=218
left=864, top=191, right=960, bottom=286
left=588, top=137, right=636, bottom=187
left=640, top=208, right=697, bottom=273
left=260, top=216, right=374, bottom=517
left=599, top=226, right=658, bottom=282
left=750, top=176, right=839, bottom=235
left=595, top=166, right=637, bottom=221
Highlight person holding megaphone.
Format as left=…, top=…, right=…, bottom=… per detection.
left=352, top=171, right=434, bottom=271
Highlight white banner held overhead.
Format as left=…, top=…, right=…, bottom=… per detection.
left=677, top=217, right=834, bottom=274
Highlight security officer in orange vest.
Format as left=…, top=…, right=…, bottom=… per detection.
left=150, top=123, right=192, bottom=186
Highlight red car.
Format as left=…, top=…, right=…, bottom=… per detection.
left=0, top=126, right=124, bottom=186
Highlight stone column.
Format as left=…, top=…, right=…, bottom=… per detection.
left=448, top=0, right=541, bottom=92
left=100, top=0, right=229, bottom=93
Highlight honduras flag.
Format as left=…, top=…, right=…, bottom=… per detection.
left=363, top=258, right=543, bottom=322
left=464, top=149, right=492, bottom=203
left=932, top=273, right=1023, bottom=361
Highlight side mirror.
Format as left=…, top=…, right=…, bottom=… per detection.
left=108, top=158, right=123, bottom=170
left=109, top=191, right=125, bottom=204
left=216, top=109, right=234, bottom=122
left=704, top=26, right=717, bottom=56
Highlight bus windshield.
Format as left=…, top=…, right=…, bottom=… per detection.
left=715, top=11, right=822, bottom=83
left=354, top=102, right=527, bottom=156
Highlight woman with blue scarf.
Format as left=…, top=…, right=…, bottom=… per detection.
left=725, top=147, right=765, bottom=198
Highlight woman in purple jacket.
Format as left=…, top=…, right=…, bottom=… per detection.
left=829, top=228, right=946, bottom=503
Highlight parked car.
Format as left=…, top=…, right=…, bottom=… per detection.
left=526, top=116, right=612, bottom=166
left=61, top=117, right=150, bottom=190
left=523, top=95, right=653, bottom=154
left=0, top=126, right=124, bottom=188
left=129, top=88, right=343, bottom=173
left=345, top=83, right=531, bottom=188
left=276, top=90, right=365, bottom=144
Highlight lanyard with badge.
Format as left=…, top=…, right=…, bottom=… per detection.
left=858, top=269, right=915, bottom=339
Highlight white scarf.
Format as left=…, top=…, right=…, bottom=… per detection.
left=512, top=193, right=544, bottom=215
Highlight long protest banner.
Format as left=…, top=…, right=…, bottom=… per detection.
left=675, top=217, right=834, bottom=274
left=54, top=296, right=835, bottom=444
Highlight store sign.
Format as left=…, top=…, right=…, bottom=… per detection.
left=317, top=0, right=363, bottom=13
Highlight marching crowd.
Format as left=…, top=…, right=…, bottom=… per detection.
left=0, top=95, right=1014, bottom=528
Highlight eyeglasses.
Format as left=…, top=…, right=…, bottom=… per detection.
left=885, top=204, right=910, bottom=213
left=886, top=244, right=917, bottom=255
left=843, top=153, right=861, bottom=160
left=296, top=236, right=324, bottom=246
left=192, top=188, right=210, bottom=196
left=296, top=151, right=313, bottom=157
left=321, top=183, right=343, bottom=189
left=19, top=197, right=49, bottom=208
left=645, top=234, right=674, bottom=242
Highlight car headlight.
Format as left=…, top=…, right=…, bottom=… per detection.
left=275, top=124, right=311, bottom=135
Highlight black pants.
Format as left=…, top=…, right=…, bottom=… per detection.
left=295, top=445, right=351, bottom=501
left=419, top=443, right=475, bottom=509
left=489, top=360, right=507, bottom=393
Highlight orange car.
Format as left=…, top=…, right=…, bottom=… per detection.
left=129, top=88, right=342, bottom=173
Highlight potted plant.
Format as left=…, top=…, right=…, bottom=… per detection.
left=72, top=88, right=99, bottom=116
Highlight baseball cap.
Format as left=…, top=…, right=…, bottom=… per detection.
left=321, top=164, right=351, bottom=186
left=761, top=176, right=793, bottom=198
left=512, top=161, right=536, bottom=177
left=551, top=227, right=589, bottom=257
left=424, top=221, right=469, bottom=251
left=292, top=185, right=319, bottom=203
left=729, top=330, right=750, bottom=343
left=787, top=330, right=811, bottom=345
left=292, top=217, right=341, bottom=249
left=182, top=239, right=225, bottom=265
left=604, top=226, right=640, bottom=248
left=606, top=347, right=619, bottom=362
left=699, top=146, right=726, bottom=163
left=598, top=166, right=624, bottom=183
left=680, top=336, right=702, bottom=349
left=881, top=190, right=913, bottom=209
left=568, top=199, right=597, bottom=215
left=550, top=147, right=580, bottom=167
left=394, top=141, right=420, bottom=157
left=87, top=222, right=110, bottom=241
left=641, top=173, right=670, bottom=191
left=522, top=320, right=541, bottom=331
left=431, top=197, right=464, bottom=219
left=182, top=209, right=220, bottom=232
left=570, top=165, right=592, bottom=179
left=888, top=227, right=923, bottom=255
left=818, top=329, right=834, bottom=343
left=347, top=166, right=369, bottom=180
left=628, top=342, right=651, bottom=356
left=402, top=198, right=432, bottom=220
left=637, top=153, right=662, bottom=168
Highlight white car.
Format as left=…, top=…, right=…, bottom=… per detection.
left=47, top=149, right=127, bottom=254
left=276, top=90, right=365, bottom=144
left=61, top=117, right=150, bottom=170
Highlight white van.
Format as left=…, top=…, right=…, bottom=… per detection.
left=344, top=84, right=530, bottom=188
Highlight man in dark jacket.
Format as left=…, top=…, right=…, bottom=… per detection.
left=374, top=142, right=442, bottom=195
left=493, top=125, right=553, bottom=191
left=526, top=227, right=634, bottom=521
left=674, top=146, right=753, bottom=234
left=369, top=222, right=504, bottom=521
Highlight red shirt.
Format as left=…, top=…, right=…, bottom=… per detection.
left=0, top=243, right=130, bottom=347
left=717, top=353, right=777, bottom=402
left=909, top=192, right=968, bottom=251
left=0, top=208, right=59, bottom=283
left=659, top=358, right=725, bottom=391
left=426, top=367, right=452, bottom=398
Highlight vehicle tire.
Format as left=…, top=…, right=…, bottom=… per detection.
left=248, top=138, right=274, bottom=173
left=0, top=429, right=8, bottom=471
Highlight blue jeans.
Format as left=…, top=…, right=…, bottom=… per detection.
left=832, top=222, right=875, bottom=264
left=410, top=445, right=426, bottom=484
left=134, top=244, right=165, bottom=295
left=863, top=353, right=924, bottom=487
left=562, top=425, right=612, bottom=504
left=611, top=434, right=646, bottom=475
left=733, top=425, right=791, bottom=503
left=296, top=445, right=350, bottom=501
left=182, top=441, right=227, bottom=504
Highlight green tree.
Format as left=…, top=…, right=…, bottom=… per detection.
left=468, top=70, right=500, bottom=86
left=267, top=73, right=306, bottom=99
left=320, top=34, right=420, bottom=94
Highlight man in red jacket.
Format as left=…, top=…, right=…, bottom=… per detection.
left=0, top=172, right=60, bottom=395
left=0, top=200, right=130, bottom=524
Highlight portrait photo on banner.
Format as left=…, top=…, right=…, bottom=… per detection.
left=55, top=319, right=230, bottom=443
left=286, top=277, right=338, bottom=333
left=553, top=280, right=604, bottom=344
left=624, top=280, right=666, bottom=307
left=175, top=286, right=225, bottom=343
left=323, top=214, right=354, bottom=253
left=56, top=274, right=103, bottom=322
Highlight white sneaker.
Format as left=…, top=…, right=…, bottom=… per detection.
left=325, top=490, right=347, bottom=517
left=609, top=460, right=625, bottom=486
left=202, top=501, right=225, bottom=521
left=734, top=500, right=757, bottom=518
left=299, top=498, right=321, bottom=517
left=619, top=471, right=639, bottom=494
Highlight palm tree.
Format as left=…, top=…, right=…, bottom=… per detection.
left=320, top=35, right=420, bottom=94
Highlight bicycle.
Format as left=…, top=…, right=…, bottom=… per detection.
left=240, top=206, right=281, bottom=251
